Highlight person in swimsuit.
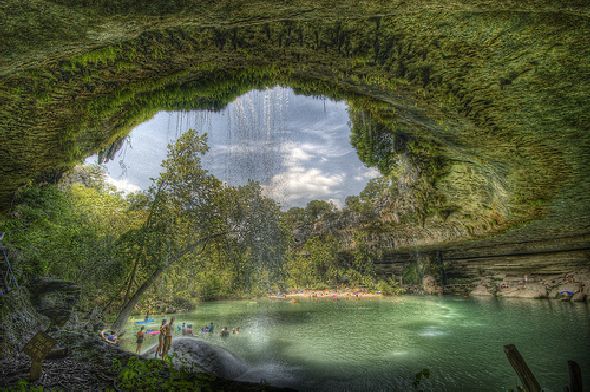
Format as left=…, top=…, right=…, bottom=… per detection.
left=162, top=317, right=175, bottom=358
left=155, top=319, right=167, bottom=358
left=135, top=326, right=145, bottom=354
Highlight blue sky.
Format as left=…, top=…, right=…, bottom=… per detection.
left=86, top=87, right=378, bottom=209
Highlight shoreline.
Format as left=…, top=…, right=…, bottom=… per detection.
left=132, top=290, right=587, bottom=320
left=271, top=289, right=383, bottom=300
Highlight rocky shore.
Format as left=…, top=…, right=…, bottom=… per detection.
left=0, top=280, right=292, bottom=391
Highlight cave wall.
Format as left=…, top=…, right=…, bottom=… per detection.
left=1, top=0, right=589, bottom=284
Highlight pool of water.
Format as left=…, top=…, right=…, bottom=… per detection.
left=124, top=297, right=590, bottom=391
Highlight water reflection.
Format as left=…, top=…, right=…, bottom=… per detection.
left=86, top=87, right=379, bottom=208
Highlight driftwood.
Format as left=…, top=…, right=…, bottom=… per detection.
left=568, top=360, right=582, bottom=392
left=503, top=344, right=541, bottom=392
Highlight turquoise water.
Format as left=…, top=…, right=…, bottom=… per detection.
left=124, top=297, right=590, bottom=391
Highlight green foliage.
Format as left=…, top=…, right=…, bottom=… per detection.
left=402, top=263, right=421, bottom=285
left=375, top=277, right=404, bottom=296
left=286, top=236, right=339, bottom=289
left=0, top=380, right=48, bottom=392
left=0, top=174, right=141, bottom=311
left=2, top=0, right=587, bottom=313
left=114, top=356, right=216, bottom=391
left=2, top=0, right=589, bottom=253
left=349, top=108, right=407, bottom=175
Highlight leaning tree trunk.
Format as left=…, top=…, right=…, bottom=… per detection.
left=111, top=233, right=222, bottom=332
left=503, top=344, right=541, bottom=392
left=111, top=262, right=168, bottom=331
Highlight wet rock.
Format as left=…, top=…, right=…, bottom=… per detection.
left=0, top=287, right=46, bottom=358
left=471, top=283, right=494, bottom=296
left=45, top=347, right=69, bottom=360
left=145, top=337, right=248, bottom=379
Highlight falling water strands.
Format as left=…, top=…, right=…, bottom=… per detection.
left=191, top=110, right=212, bottom=138
left=216, top=88, right=289, bottom=189
left=264, top=90, right=272, bottom=139
left=84, top=86, right=378, bottom=209
left=116, top=138, right=131, bottom=179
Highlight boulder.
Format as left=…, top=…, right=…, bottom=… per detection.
left=29, top=278, right=81, bottom=327
left=497, top=283, right=548, bottom=299
left=145, top=337, right=249, bottom=379
left=470, top=277, right=496, bottom=296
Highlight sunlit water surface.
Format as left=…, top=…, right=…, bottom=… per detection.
left=124, top=297, right=590, bottom=391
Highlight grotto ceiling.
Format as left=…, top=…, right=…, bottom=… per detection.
left=0, top=0, right=589, bottom=252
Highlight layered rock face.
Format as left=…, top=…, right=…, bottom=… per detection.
left=375, top=233, right=589, bottom=299
left=444, top=233, right=590, bottom=299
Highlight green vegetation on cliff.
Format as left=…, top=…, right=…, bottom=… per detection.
left=2, top=1, right=589, bottom=391
left=3, top=0, right=589, bottom=251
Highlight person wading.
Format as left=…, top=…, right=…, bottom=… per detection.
left=135, top=326, right=145, bottom=354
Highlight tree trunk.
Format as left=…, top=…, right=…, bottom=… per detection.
left=111, top=262, right=168, bottom=331
left=568, top=360, right=582, bottom=392
left=122, top=182, right=165, bottom=304
left=503, top=344, right=541, bottom=392
left=111, top=232, right=224, bottom=332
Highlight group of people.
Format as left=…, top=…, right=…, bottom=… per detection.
left=132, top=319, right=241, bottom=356
left=150, top=317, right=175, bottom=358
left=199, top=322, right=215, bottom=334
left=220, top=327, right=240, bottom=337
left=177, top=322, right=195, bottom=335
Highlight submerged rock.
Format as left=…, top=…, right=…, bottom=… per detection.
left=422, top=275, right=443, bottom=295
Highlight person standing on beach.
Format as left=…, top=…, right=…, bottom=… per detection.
left=162, top=317, right=175, bottom=358
left=155, top=319, right=167, bottom=358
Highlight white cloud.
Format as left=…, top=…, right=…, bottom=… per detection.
left=354, top=167, right=380, bottom=181
left=264, top=167, right=344, bottom=205
left=289, top=146, right=314, bottom=162
left=105, top=176, right=141, bottom=196
left=295, top=142, right=347, bottom=159
left=327, top=198, right=343, bottom=209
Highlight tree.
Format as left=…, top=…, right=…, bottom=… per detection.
left=112, top=129, right=223, bottom=330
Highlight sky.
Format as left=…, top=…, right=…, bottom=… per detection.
left=86, top=87, right=379, bottom=209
